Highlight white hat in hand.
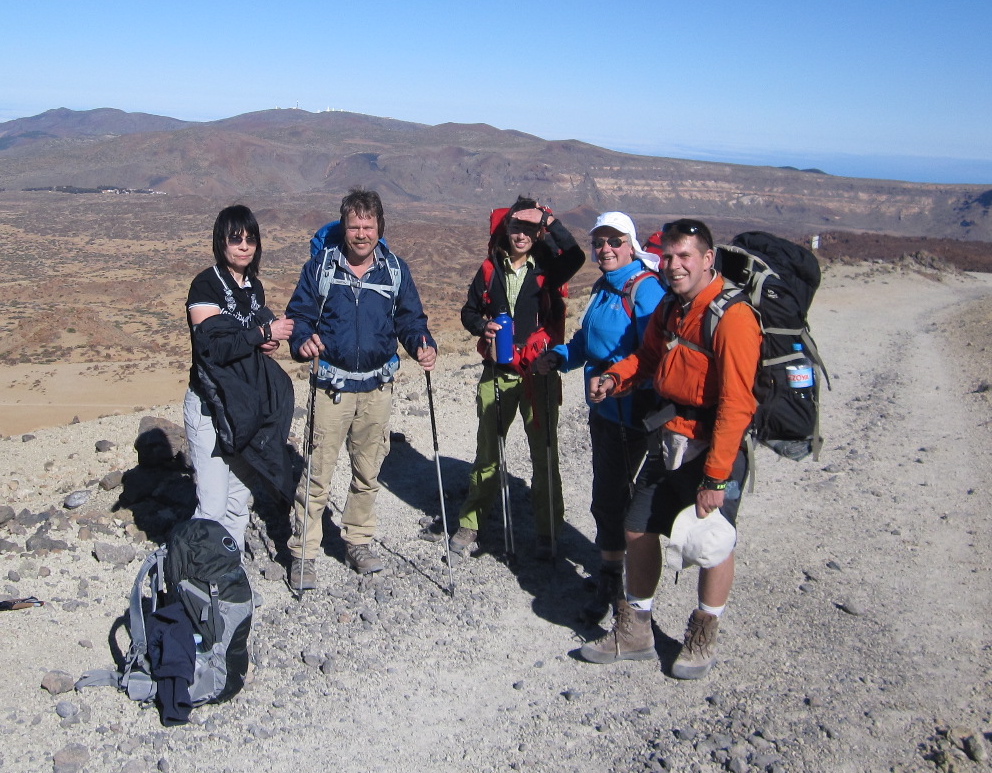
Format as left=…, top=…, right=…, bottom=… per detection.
left=666, top=505, right=737, bottom=572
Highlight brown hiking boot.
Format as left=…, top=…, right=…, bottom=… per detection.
left=448, top=527, right=478, bottom=553
left=671, top=609, right=720, bottom=679
left=345, top=543, right=384, bottom=574
left=288, top=557, right=316, bottom=591
left=580, top=599, right=656, bottom=664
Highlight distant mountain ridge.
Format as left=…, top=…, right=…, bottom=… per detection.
left=0, top=107, right=193, bottom=149
left=1, top=107, right=990, bottom=241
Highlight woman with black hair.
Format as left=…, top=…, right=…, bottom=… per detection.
left=182, top=205, right=294, bottom=551
left=450, top=197, right=585, bottom=559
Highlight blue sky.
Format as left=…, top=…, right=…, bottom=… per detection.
left=3, top=0, right=991, bottom=184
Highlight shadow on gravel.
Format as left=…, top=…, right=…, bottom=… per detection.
left=376, top=431, right=605, bottom=631
left=113, top=465, right=196, bottom=543
left=655, top=625, right=684, bottom=674
left=378, top=435, right=472, bottom=530
left=461, top=484, right=600, bottom=638
left=514, top=538, right=595, bottom=638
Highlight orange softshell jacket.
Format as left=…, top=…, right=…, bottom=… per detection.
left=605, top=274, right=761, bottom=480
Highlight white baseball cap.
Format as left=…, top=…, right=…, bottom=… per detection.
left=589, top=211, right=660, bottom=271
left=666, top=505, right=737, bottom=572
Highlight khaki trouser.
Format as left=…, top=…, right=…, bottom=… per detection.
left=289, top=383, right=393, bottom=558
left=458, top=367, right=563, bottom=537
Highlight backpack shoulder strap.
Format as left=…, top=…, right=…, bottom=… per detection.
left=479, top=256, right=500, bottom=307
left=620, top=270, right=657, bottom=318
left=76, top=547, right=166, bottom=700
left=385, top=252, right=403, bottom=313
left=316, top=247, right=334, bottom=301
left=120, top=548, right=166, bottom=700
left=661, top=281, right=750, bottom=357
left=702, top=282, right=750, bottom=351
left=317, top=248, right=403, bottom=314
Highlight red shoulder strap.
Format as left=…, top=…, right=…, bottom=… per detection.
left=619, top=271, right=656, bottom=318
left=479, top=257, right=496, bottom=306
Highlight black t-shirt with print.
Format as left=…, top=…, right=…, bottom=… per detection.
left=186, top=265, right=267, bottom=390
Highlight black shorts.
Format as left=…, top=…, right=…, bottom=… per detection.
left=624, top=447, right=748, bottom=537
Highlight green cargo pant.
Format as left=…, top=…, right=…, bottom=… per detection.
left=458, top=366, right=564, bottom=537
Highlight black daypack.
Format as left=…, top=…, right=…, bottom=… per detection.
left=76, top=519, right=252, bottom=725
left=164, top=518, right=253, bottom=706
left=669, top=231, right=829, bottom=468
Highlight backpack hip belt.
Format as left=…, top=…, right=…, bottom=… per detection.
left=317, top=354, right=400, bottom=390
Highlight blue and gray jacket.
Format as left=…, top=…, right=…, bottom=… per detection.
left=286, top=244, right=435, bottom=392
left=553, top=259, right=667, bottom=428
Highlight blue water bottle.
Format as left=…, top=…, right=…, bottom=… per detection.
left=494, top=309, right=515, bottom=365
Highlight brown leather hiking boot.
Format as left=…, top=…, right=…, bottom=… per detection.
left=580, top=599, right=656, bottom=664
left=288, top=558, right=316, bottom=591
left=345, top=543, right=384, bottom=574
left=448, top=527, right=478, bottom=553
left=671, top=608, right=720, bottom=679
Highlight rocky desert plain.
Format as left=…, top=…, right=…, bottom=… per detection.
left=1, top=108, right=992, bottom=773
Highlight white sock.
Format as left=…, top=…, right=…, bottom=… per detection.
left=627, top=595, right=653, bottom=612
left=699, top=602, right=725, bottom=617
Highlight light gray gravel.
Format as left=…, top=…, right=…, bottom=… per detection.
left=0, top=264, right=990, bottom=773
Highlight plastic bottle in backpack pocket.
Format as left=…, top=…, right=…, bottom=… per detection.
left=785, top=343, right=815, bottom=400
left=494, top=310, right=515, bottom=365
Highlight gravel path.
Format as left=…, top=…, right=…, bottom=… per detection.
left=1, top=263, right=990, bottom=773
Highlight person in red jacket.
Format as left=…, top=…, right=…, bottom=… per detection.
left=449, top=198, right=585, bottom=560
left=580, top=219, right=761, bottom=679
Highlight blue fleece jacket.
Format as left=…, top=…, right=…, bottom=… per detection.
left=285, top=245, right=435, bottom=392
left=553, top=259, right=667, bottom=427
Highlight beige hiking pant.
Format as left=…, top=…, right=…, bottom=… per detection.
left=289, top=383, right=393, bottom=558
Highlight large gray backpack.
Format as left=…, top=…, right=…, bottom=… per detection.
left=77, top=519, right=252, bottom=724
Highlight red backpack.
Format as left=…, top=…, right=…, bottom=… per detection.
left=476, top=206, right=569, bottom=375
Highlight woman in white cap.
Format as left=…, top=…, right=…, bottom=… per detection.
left=533, top=212, right=667, bottom=624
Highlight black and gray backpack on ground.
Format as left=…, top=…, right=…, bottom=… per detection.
left=76, top=519, right=252, bottom=722
left=164, top=518, right=252, bottom=705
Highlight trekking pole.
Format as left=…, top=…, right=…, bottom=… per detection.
left=423, top=337, right=455, bottom=596
left=297, top=354, right=318, bottom=598
left=491, top=360, right=516, bottom=560
left=618, top=415, right=644, bottom=499
left=543, top=356, right=558, bottom=563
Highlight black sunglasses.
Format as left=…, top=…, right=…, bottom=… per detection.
left=592, top=236, right=628, bottom=249
left=507, top=219, right=540, bottom=235
left=227, top=234, right=258, bottom=246
left=662, top=222, right=700, bottom=236
left=661, top=220, right=712, bottom=248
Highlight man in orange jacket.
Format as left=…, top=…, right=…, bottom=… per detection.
left=580, top=218, right=761, bottom=679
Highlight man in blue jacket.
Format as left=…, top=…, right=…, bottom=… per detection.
left=286, top=189, right=437, bottom=586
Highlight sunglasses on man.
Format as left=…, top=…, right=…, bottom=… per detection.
left=662, top=220, right=712, bottom=248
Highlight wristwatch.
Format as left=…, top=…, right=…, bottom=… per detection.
left=699, top=476, right=729, bottom=492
